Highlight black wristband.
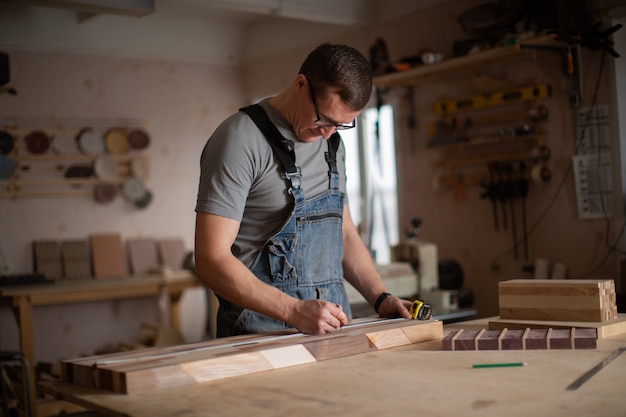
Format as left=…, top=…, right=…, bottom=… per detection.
left=374, top=292, right=391, bottom=313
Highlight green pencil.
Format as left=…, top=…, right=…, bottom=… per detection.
left=472, top=362, right=527, bottom=369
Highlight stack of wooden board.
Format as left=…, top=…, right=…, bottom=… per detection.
left=61, top=318, right=442, bottom=394
left=489, top=279, right=625, bottom=338
left=497, top=279, right=617, bottom=322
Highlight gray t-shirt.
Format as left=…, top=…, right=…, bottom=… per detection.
left=196, top=99, right=348, bottom=268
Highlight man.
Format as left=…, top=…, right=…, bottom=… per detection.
left=195, top=43, right=412, bottom=338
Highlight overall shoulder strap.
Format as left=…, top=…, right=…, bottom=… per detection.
left=325, top=132, right=340, bottom=174
left=240, top=104, right=301, bottom=190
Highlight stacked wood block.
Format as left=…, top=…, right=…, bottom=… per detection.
left=62, top=319, right=442, bottom=394
left=498, top=279, right=618, bottom=323
left=32, top=240, right=63, bottom=279
left=443, top=327, right=597, bottom=351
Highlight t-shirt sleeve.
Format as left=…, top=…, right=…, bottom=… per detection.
left=195, top=113, right=259, bottom=221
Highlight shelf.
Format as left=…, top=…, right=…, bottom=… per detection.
left=372, top=35, right=560, bottom=87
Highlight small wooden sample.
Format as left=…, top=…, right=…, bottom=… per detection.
left=498, top=279, right=618, bottom=322
left=157, top=238, right=186, bottom=270
left=62, top=319, right=443, bottom=394
left=90, top=233, right=128, bottom=278
left=32, top=240, right=63, bottom=279
left=127, top=238, right=159, bottom=275
left=443, top=327, right=597, bottom=351
left=61, top=240, right=91, bottom=279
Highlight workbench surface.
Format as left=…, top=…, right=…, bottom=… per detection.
left=40, top=318, right=626, bottom=417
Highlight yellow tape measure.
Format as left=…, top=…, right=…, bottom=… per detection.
left=410, top=299, right=432, bottom=320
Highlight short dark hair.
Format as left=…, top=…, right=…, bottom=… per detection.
left=298, top=43, right=372, bottom=111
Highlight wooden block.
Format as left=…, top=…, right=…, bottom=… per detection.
left=62, top=319, right=443, bottom=394
left=498, top=279, right=617, bottom=322
left=90, top=233, right=128, bottom=278
left=524, top=328, right=548, bottom=350
left=476, top=329, right=502, bottom=351
left=158, top=238, right=186, bottom=270
left=127, top=238, right=159, bottom=275
left=61, top=240, right=91, bottom=279
left=454, top=329, right=481, bottom=350
left=488, top=314, right=626, bottom=339
left=573, top=328, right=597, bottom=349
left=442, top=330, right=460, bottom=351
left=548, top=328, right=573, bottom=349
left=33, top=240, right=63, bottom=279
left=501, top=329, right=524, bottom=350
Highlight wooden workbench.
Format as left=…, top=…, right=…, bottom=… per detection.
left=0, top=273, right=202, bottom=414
left=40, top=318, right=626, bottom=417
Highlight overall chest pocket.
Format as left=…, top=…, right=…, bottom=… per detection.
left=296, top=212, right=343, bottom=285
left=266, top=234, right=298, bottom=282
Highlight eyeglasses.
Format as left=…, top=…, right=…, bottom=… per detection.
left=308, top=81, right=356, bottom=130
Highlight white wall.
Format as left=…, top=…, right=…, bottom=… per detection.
left=0, top=17, right=245, bottom=362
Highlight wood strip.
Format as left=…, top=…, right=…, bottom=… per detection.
left=498, top=294, right=605, bottom=309
left=488, top=314, right=626, bottom=338
left=62, top=319, right=443, bottom=394
left=498, top=307, right=610, bottom=322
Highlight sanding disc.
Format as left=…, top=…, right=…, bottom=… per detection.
left=128, top=129, right=150, bottom=150
left=93, top=155, right=118, bottom=180
left=105, top=128, right=129, bottom=154
left=25, top=130, right=50, bottom=154
left=0, top=155, right=16, bottom=180
left=131, top=157, right=149, bottom=179
left=93, top=183, right=118, bottom=204
left=52, top=130, right=79, bottom=155
left=121, top=177, right=147, bottom=203
left=0, top=130, right=15, bottom=154
left=77, top=128, right=105, bottom=155
left=134, top=189, right=153, bottom=209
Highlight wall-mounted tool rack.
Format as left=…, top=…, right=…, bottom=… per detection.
left=0, top=119, right=151, bottom=205
left=372, top=35, right=560, bottom=87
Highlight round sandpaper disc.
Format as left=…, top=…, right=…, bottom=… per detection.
left=0, top=131, right=15, bottom=154
left=25, top=130, right=51, bottom=154
left=0, top=155, right=16, bottom=180
left=93, top=155, right=118, bottom=180
left=128, top=129, right=150, bottom=150
left=77, top=128, right=106, bottom=155
left=105, top=128, right=129, bottom=154
left=52, top=130, right=79, bottom=155
left=94, top=183, right=118, bottom=204
left=121, top=177, right=147, bottom=203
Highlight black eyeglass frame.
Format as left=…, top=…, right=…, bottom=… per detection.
left=307, top=80, right=356, bottom=131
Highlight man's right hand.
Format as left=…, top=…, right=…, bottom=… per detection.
left=289, top=299, right=348, bottom=334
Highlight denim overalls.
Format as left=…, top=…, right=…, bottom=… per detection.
left=216, top=105, right=353, bottom=337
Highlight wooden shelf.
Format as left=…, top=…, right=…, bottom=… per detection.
left=372, top=35, right=561, bottom=87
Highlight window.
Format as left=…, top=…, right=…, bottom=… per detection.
left=342, top=104, right=399, bottom=264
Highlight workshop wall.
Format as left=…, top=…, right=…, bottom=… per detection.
left=243, top=0, right=625, bottom=317
left=0, top=50, right=245, bottom=361
left=1, top=0, right=625, bottom=366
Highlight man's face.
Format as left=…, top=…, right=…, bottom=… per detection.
left=294, top=77, right=360, bottom=143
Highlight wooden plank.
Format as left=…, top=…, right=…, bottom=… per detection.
left=62, top=319, right=443, bottom=394
left=488, top=313, right=626, bottom=338
left=498, top=307, right=609, bottom=323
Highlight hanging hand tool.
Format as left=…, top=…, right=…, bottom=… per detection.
left=494, top=162, right=508, bottom=231
left=503, top=162, right=519, bottom=260
left=518, top=161, right=530, bottom=260
left=480, top=163, right=499, bottom=231
left=454, top=173, right=467, bottom=202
